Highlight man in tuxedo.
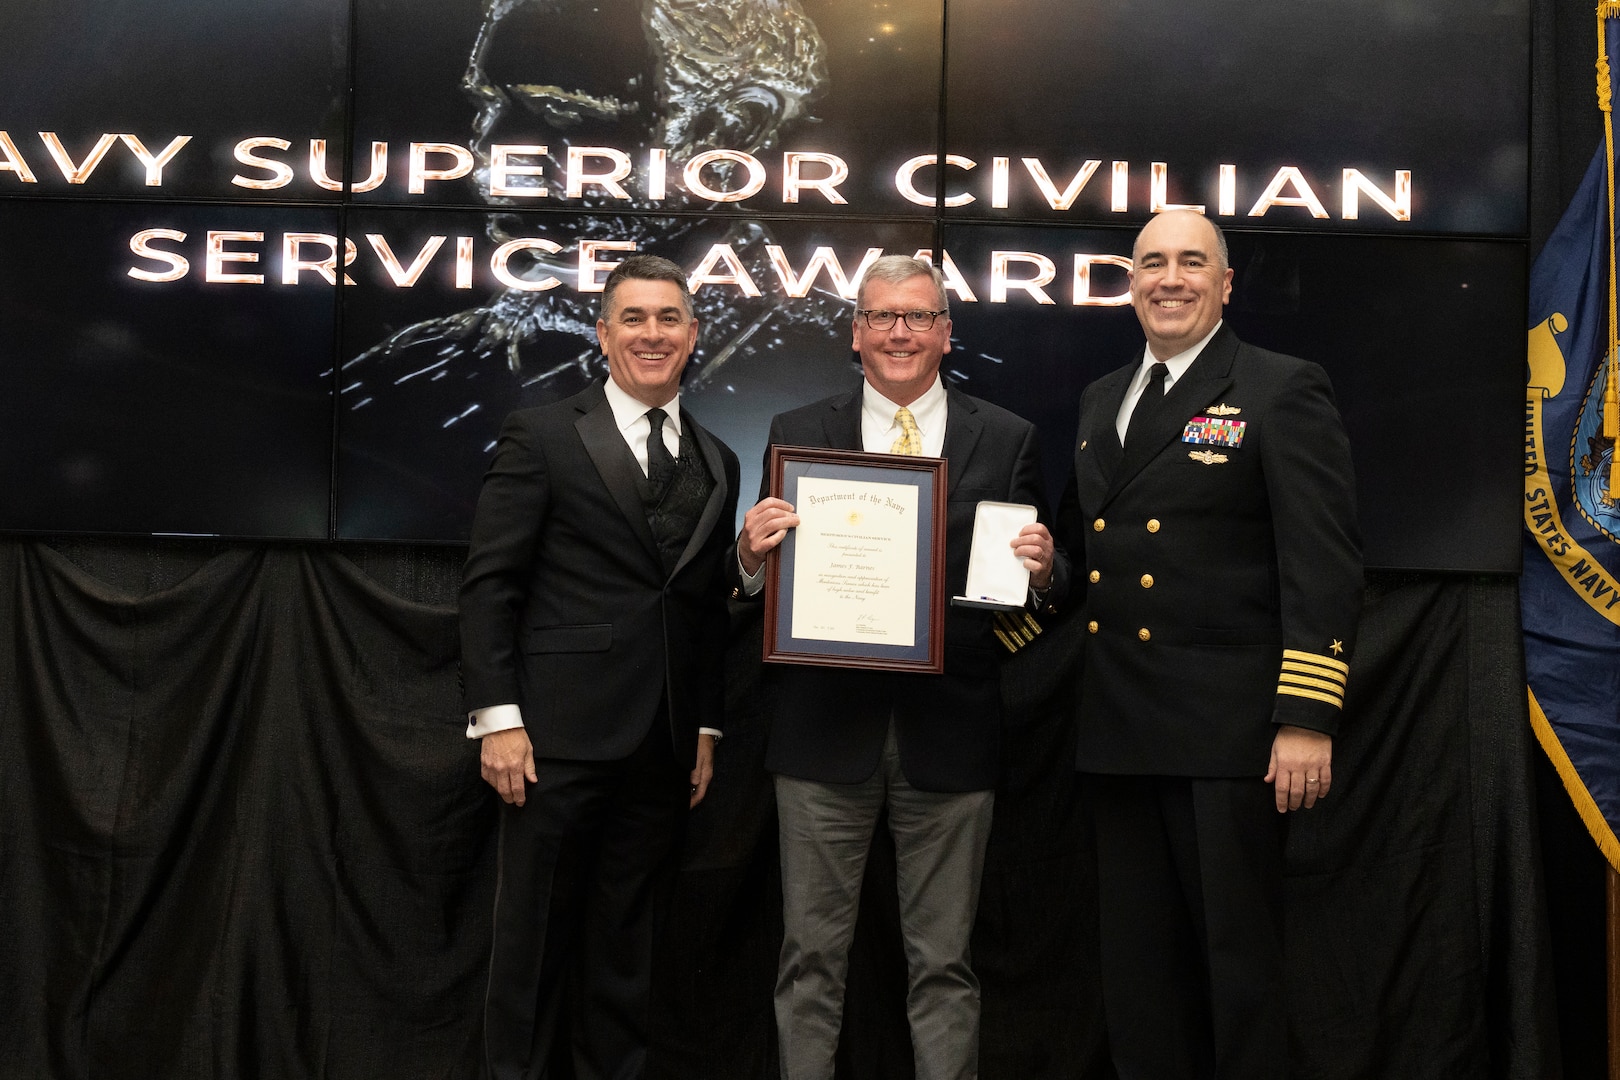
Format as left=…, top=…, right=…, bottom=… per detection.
left=459, top=254, right=740, bottom=1080
left=735, top=255, right=1068, bottom=1080
left=1059, top=210, right=1363, bottom=1079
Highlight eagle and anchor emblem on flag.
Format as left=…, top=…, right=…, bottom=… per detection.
left=1523, top=2, right=1620, bottom=868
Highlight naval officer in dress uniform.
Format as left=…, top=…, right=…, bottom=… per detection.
left=1058, top=210, right=1363, bottom=1079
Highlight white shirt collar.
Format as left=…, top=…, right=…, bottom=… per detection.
left=1140, top=320, right=1224, bottom=391
left=861, top=376, right=947, bottom=456
left=603, top=375, right=681, bottom=437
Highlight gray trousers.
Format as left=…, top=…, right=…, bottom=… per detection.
left=773, top=723, right=994, bottom=1080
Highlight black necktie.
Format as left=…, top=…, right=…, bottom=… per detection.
left=1124, top=362, right=1171, bottom=448
left=646, top=407, right=676, bottom=490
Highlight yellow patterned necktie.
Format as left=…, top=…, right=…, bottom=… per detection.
left=891, top=406, right=923, bottom=455
left=887, top=402, right=1038, bottom=652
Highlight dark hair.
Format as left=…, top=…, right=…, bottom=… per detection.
left=855, top=254, right=949, bottom=317
left=601, top=254, right=694, bottom=319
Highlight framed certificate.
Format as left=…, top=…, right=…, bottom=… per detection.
left=763, top=445, right=948, bottom=673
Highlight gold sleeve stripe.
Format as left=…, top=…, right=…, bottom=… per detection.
left=1278, top=672, right=1346, bottom=699
left=1282, top=648, right=1349, bottom=675
left=1277, top=685, right=1345, bottom=708
left=1280, top=659, right=1347, bottom=686
left=993, top=625, right=1021, bottom=653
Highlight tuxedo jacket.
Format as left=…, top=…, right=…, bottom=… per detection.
left=743, top=383, right=1069, bottom=793
left=1060, top=326, right=1363, bottom=777
left=459, top=380, right=740, bottom=766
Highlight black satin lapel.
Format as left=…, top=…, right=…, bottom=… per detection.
left=940, top=391, right=982, bottom=495
left=670, top=418, right=729, bottom=577
left=576, top=400, right=661, bottom=563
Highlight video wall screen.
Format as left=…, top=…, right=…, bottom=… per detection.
left=0, top=0, right=1529, bottom=569
left=0, top=0, right=348, bottom=203
left=0, top=200, right=335, bottom=537
left=934, top=227, right=1527, bottom=573
left=944, top=0, right=1527, bottom=234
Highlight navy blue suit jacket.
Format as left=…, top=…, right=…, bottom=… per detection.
left=744, top=383, right=1068, bottom=793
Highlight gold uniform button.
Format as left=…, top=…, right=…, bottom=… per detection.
left=1089, top=570, right=1101, bottom=584
left=1140, top=574, right=1154, bottom=588
left=1093, top=518, right=1106, bottom=532
left=1146, top=519, right=1161, bottom=533
left=1138, top=627, right=1151, bottom=642
left=1087, top=620, right=1100, bottom=634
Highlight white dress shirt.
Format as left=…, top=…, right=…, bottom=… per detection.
left=861, top=375, right=948, bottom=458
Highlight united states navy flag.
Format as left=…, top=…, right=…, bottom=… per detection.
left=1524, top=5, right=1620, bottom=868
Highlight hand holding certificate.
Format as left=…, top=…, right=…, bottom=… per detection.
left=763, top=446, right=946, bottom=673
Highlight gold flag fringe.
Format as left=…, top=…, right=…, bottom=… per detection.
left=1601, top=4, right=1620, bottom=496
left=1531, top=688, right=1620, bottom=871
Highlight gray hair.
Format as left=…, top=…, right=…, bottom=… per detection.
left=1203, top=217, right=1230, bottom=270
left=855, top=255, right=949, bottom=317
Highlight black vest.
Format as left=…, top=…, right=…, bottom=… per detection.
left=641, top=423, right=714, bottom=575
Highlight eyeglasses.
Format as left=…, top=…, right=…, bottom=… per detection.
left=856, top=308, right=946, bottom=332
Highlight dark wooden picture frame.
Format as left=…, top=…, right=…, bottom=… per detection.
left=763, top=445, right=948, bottom=673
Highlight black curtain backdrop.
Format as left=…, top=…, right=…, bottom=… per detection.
left=0, top=539, right=1558, bottom=1079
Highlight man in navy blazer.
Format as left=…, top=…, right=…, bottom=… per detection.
left=459, top=255, right=739, bottom=1080
left=1059, top=211, right=1363, bottom=1079
left=736, top=256, right=1068, bottom=1080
